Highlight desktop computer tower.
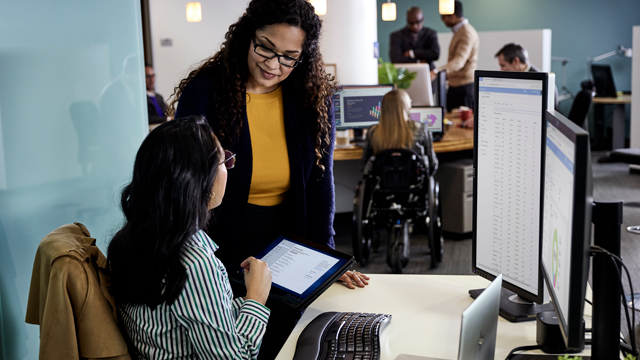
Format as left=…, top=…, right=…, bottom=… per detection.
left=435, top=159, right=473, bottom=235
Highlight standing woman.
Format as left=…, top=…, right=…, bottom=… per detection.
left=169, top=0, right=368, bottom=357
left=108, top=117, right=273, bottom=359
left=361, top=89, right=438, bottom=175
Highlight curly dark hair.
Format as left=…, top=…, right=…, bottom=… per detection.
left=168, top=0, right=336, bottom=170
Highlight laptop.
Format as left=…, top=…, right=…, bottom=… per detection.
left=410, top=106, right=444, bottom=141
left=230, top=234, right=355, bottom=311
left=395, top=274, right=503, bottom=360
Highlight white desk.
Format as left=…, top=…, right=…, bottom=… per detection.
left=276, top=275, right=593, bottom=360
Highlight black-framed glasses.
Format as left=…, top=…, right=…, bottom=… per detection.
left=408, top=19, right=424, bottom=26
left=252, top=38, right=303, bottom=68
left=220, top=150, right=236, bottom=169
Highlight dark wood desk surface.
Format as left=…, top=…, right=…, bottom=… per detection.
left=334, top=113, right=474, bottom=161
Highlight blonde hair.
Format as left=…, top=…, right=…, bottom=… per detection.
left=370, top=89, right=417, bottom=154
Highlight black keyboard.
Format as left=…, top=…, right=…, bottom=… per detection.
left=293, top=311, right=392, bottom=360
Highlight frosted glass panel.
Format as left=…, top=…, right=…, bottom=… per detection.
left=0, top=1, right=147, bottom=358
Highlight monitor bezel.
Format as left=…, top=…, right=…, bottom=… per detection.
left=541, top=110, right=592, bottom=351
left=333, top=84, right=394, bottom=130
left=472, top=70, right=550, bottom=305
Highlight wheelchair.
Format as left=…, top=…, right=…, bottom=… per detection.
left=352, top=148, right=443, bottom=273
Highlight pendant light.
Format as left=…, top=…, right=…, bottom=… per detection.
left=309, top=0, right=327, bottom=16
left=439, top=0, right=454, bottom=15
left=186, top=2, right=202, bottom=22
left=382, top=1, right=396, bottom=21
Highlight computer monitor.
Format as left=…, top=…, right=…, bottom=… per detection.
left=393, top=63, right=434, bottom=106
left=541, top=110, right=592, bottom=351
left=471, top=70, right=553, bottom=322
left=333, top=85, right=394, bottom=129
left=591, top=64, right=617, bottom=98
left=433, top=71, right=447, bottom=108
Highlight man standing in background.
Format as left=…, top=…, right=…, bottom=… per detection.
left=431, top=1, right=478, bottom=112
left=145, top=64, right=170, bottom=124
left=389, top=7, right=440, bottom=70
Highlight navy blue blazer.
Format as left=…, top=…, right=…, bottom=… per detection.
left=175, top=67, right=336, bottom=267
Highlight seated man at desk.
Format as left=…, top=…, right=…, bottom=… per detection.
left=495, top=43, right=560, bottom=111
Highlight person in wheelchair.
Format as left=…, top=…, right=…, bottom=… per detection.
left=354, top=89, right=443, bottom=273
left=361, top=89, right=438, bottom=176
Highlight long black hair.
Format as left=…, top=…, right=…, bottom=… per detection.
left=108, top=116, right=221, bottom=309
left=168, top=0, right=336, bottom=170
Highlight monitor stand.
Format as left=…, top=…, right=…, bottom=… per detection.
left=352, top=129, right=365, bottom=142
left=469, top=288, right=553, bottom=323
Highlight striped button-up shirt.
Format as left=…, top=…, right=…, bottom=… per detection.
left=119, top=230, right=270, bottom=359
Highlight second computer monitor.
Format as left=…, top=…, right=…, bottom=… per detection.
left=541, top=110, right=592, bottom=351
left=394, top=63, right=434, bottom=107
left=333, top=85, right=394, bottom=129
left=591, top=64, right=617, bottom=98
left=472, top=71, right=552, bottom=319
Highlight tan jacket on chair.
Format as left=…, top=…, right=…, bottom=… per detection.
left=25, top=223, right=131, bottom=360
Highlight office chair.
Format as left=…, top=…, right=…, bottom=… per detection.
left=26, top=223, right=131, bottom=360
left=567, top=89, right=595, bottom=129
left=353, top=148, right=442, bottom=273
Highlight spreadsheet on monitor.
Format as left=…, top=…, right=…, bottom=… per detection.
left=475, top=76, right=544, bottom=295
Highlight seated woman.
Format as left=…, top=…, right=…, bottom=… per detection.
left=108, top=116, right=272, bottom=359
left=361, top=89, right=438, bottom=175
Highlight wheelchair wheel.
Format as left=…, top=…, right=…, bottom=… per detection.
left=388, top=223, right=410, bottom=273
left=352, top=180, right=371, bottom=266
left=371, top=229, right=380, bottom=253
left=427, top=178, right=444, bottom=268
left=434, top=182, right=443, bottom=263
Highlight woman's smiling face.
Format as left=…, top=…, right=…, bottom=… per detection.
left=245, top=23, right=305, bottom=94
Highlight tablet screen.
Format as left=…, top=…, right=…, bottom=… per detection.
left=256, top=236, right=350, bottom=300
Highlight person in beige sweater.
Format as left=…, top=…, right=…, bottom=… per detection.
left=430, top=1, right=479, bottom=112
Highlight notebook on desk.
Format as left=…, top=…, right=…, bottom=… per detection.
left=395, top=274, right=503, bottom=360
left=230, top=234, right=355, bottom=312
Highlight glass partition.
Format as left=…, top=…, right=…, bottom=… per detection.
left=0, top=1, right=146, bottom=358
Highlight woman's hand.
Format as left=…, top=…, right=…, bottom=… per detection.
left=338, top=270, right=370, bottom=289
left=241, top=257, right=272, bottom=305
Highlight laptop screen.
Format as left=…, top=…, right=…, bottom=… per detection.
left=410, top=107, right=443, bottom=133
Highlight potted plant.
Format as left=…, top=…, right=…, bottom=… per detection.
left=378, top=58, right=417, bottom=89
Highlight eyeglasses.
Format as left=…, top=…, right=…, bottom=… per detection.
left=408, top=19, right=424, bottom=26
left=252, top=38, right=303, bottom=68
left=220, top=150, right=236, bottom=169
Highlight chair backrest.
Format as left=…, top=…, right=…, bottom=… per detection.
left=567, top=89, right=594, bottom=129
left=371, top=148, right=427, bottom=190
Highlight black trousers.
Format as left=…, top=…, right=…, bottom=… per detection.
left=226, top=201, right=299, bottom=360
left=446, top=83, right=475, bottom=112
